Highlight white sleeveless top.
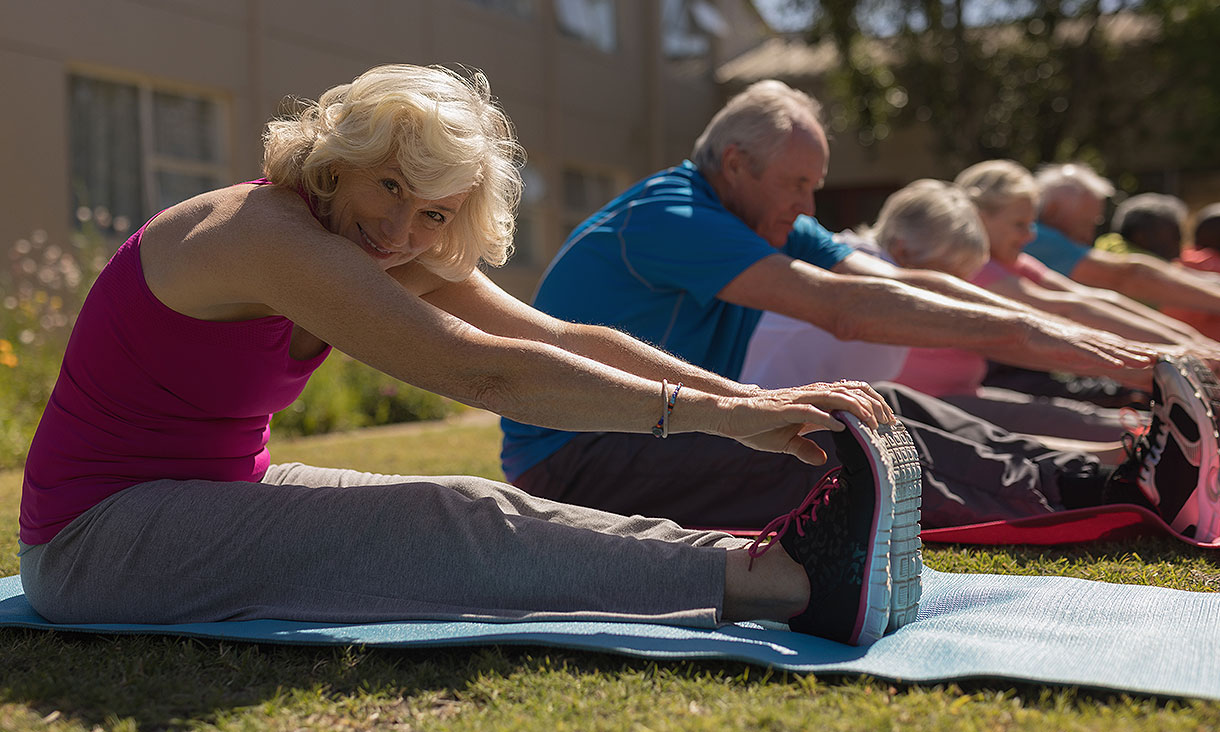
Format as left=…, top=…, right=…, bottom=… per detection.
left=739, top=231, right=910, bottom=388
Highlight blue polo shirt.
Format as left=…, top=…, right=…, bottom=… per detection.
left=499, top=160, right=853, bottom=481
left=1024, top=223, right=1090, bottom=277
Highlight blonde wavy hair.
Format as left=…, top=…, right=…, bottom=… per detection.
left=954, top=159, right=1041, bottom=214
left=872, top=179, right=989, bottom=280
left=263, top=64, right=523, bottom=280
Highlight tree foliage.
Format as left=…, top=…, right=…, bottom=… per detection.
left=793, top=0, right=1220, bottom=179
left=1146, top=0, right=1220, bottom=165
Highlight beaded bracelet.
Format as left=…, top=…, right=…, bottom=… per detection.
left=664, top=381, right=682, bottom=437
left=651, top=380, right=683, bottom=438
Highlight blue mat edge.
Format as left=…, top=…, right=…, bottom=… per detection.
left=2, top=573, right=1217, bottom=700
left=0, top=613, right=1202, bottom=700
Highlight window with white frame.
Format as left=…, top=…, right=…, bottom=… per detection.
left=662, top=0, right=729, bottom=58
left=555, top=0, right=617, bottom=53
left=69, top=73, right=228, bottom=236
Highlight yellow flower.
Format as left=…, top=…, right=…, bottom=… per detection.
left=0, top=353, right=17, bottom=368
left=0, top=339, right=11, bottom=353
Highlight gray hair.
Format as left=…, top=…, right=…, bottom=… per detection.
left=954, top=159, right=1041, bottom=213
left=1034, top=162, right=1115, bottom=215
left=1112, top=193, right=1188, bottom=240
left=691, top=80, right=823, bottom=175
left=872, top=179, right=990, bottom=279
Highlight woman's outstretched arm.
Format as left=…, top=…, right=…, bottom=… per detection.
left=176, top=186, right=888, bottom=464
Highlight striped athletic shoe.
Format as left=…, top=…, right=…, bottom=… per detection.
left=834, top=412, right=923, bottom=632
left=1115, top=356, right=1220, bottom=541
left=745, top=411, right=921, bottom=644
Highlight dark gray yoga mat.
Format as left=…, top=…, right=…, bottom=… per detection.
left=2, top=569, right=1217, bottom=700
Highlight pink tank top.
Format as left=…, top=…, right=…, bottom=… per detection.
left=894, top=259, right=1017, bottom=397
left=20, top=184, right=331, bottom=544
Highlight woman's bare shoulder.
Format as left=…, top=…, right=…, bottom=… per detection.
left=149, top=183, right=318, bottom=248
left=140, top=183, right=326, bottom=320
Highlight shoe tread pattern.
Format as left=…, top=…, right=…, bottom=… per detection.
left=831, top=414, right=922, bottom=635
left=874, top=420, right=923, bottom=631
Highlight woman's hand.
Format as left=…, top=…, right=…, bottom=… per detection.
left=712, top=380, right=895, bottom=466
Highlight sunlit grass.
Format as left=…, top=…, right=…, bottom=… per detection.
left=1, top=415, right=1218, bottom=730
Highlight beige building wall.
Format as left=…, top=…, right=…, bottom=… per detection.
left=1, top=0, right=763, bottom=300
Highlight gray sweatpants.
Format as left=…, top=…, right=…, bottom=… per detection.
left=19, top=463, right=745, bottom=626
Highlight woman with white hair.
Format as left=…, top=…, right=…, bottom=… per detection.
left=740, top=178, right=988, bottom=390
left=17, top=64, right=906, bottom=646
left=921, top=159, right=1213, bottom=440
left=958, top=161, right=1209, bottom=356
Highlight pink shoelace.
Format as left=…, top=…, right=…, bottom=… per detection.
left=745, top=468, right=842, bottom=569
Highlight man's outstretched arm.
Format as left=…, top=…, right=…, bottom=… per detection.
left=833, top=250, right=1042, bottom=314
left=843, top=249, right=1212, bottom=349
left=718, top=253, right=1158, bottom=388
left=1031, top=266, right=1214, bottom=348
left=1072, top=250, right=1220, bottom=315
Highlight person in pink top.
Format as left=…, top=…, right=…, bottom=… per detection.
left=862, top=178, right=1115, bottom=442
left=904, top=161, right=1220, bottom=442
left=872, top=180, right=990, bottom=398
left=1164, top=204, right=1220, bottom=341
left=16, top=63, right=924, bottom=647
left=872, top=172, right=1220, bottom=539
left=958, top=161, right=1214, bottom=354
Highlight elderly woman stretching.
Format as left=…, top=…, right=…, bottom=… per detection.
left=18, top=64, right=917, bottom=646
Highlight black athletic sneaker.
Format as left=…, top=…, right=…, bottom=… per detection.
left=1109, top=356, right=1220, bottom=540
left=746, top=412, right=920, bottom=644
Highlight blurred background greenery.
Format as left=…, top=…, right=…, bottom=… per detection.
left=787, top=0, right=1220, bottom=177
left=0, top=223, right=459, bottom=471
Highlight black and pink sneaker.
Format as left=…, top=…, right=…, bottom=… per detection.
left=1109, top=356, right=1220, bottom=541
left=747, top=412, right=921, bottom=645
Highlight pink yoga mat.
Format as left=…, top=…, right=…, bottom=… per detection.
left=700, top=504, right=1219, bottom=548
left=919, top=503, right=1220, bottom=548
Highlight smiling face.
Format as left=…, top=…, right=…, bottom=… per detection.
left=719, top=121, right=828, bottom=248
left=325, top=163, right=469, bottom=270
left=979, top=196, right=1037, bottom=265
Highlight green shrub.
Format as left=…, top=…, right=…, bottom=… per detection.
left=0, top=225, right=110, bottom=469
left=270, top=353, right=461, bottom=438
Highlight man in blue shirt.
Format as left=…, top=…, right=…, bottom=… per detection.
left=1028, top=163, right=1220, bottom=312
left=502, top=81, right=1220, bottom=541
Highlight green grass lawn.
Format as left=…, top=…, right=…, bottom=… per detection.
left=2, top=414, right=1219, bottom=730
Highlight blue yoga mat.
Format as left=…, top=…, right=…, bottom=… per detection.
left=2, top=569, right=1217, bottom=700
